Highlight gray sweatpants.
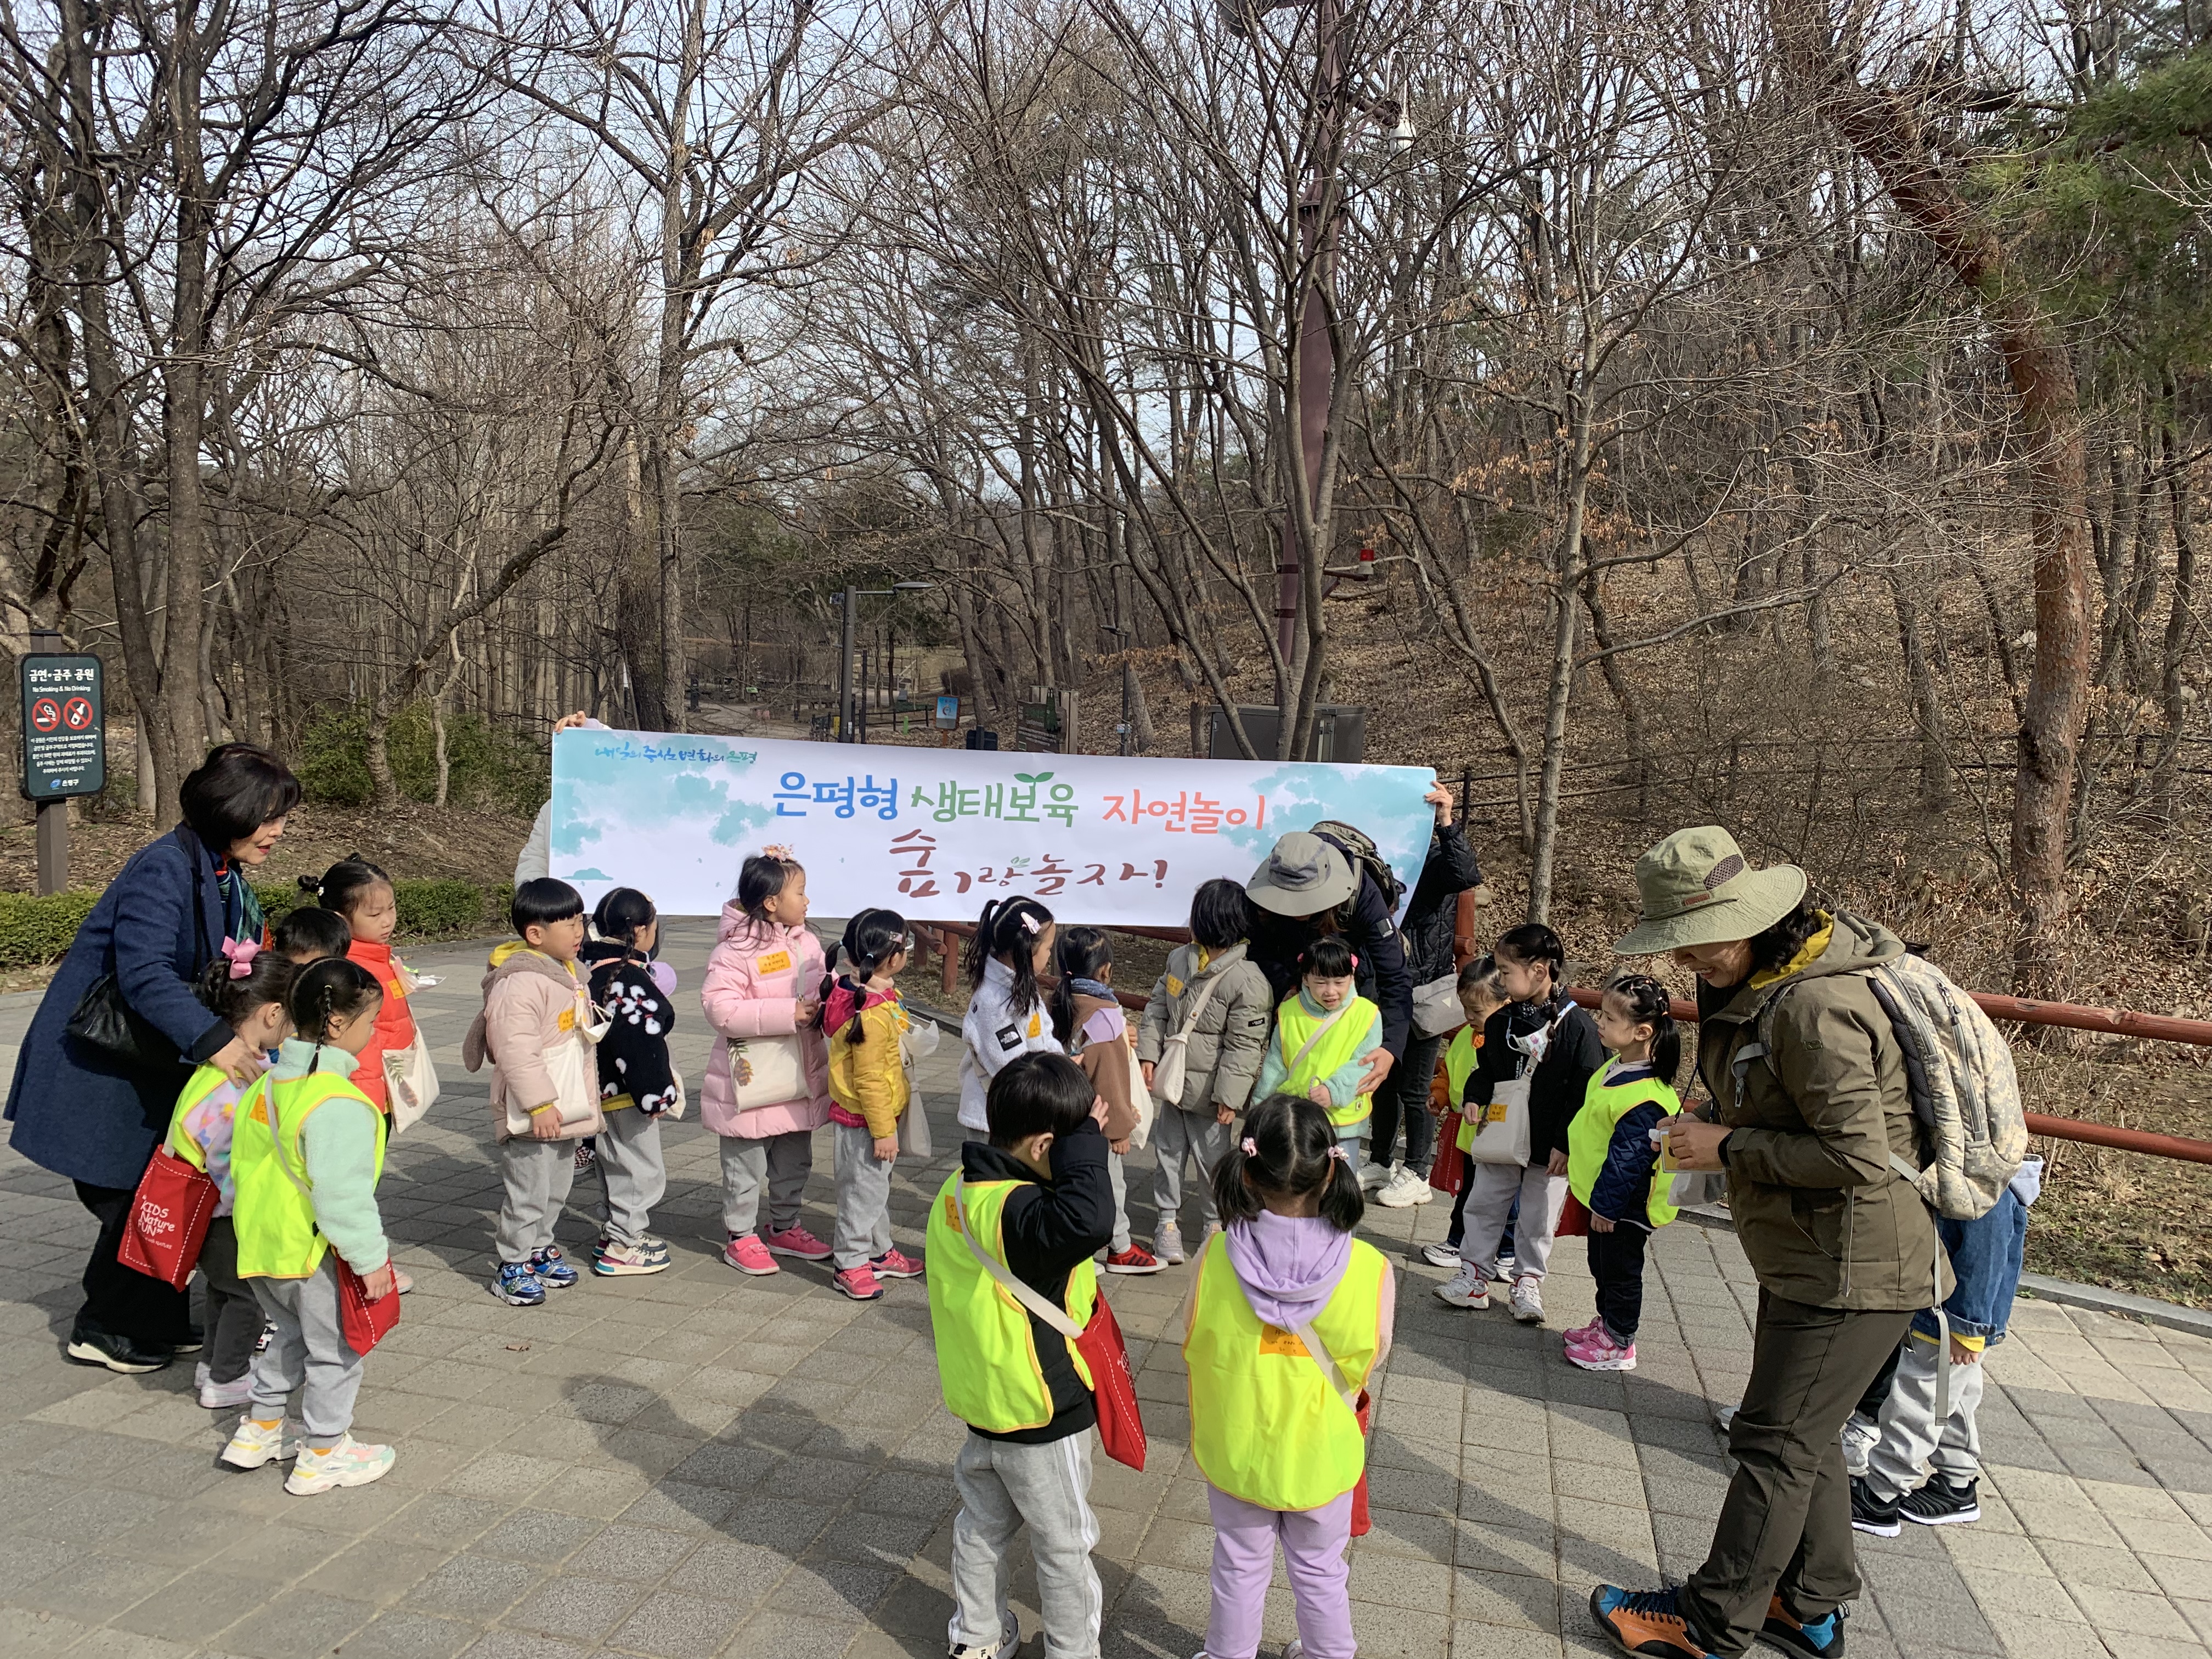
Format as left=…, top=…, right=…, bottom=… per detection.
left=832, top=1120, right=894, bottom=1270
left=950, top=1429, right=1103, bottom=1659
left=1866, top=1334, right=1985, bottom=1500
left=720, top=1129, right=811, bottom=1238
left=249, top=1256, right=364, bottom=1448
left=1458, top=1161, right=1568, bottom=1281
left=594, top=1106, right=668, bottom=1247
left=1105, top=1151, right=1132, bottom=1254
left=497, top=1136, right=577, bottom=1263
left=1151, top=1104, right=1231, bottom=1229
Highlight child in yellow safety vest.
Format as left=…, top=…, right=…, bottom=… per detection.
left=1252, top=936, right=1383, bottom=1153
left=1561, top=974, right=1684, bottom=1373
left=166, top=940, right=297, bottom=1410
left=1183, top=1092, right=1393, bottom=1659
left=926, top=1053, right=1116, bottom=1659
left=218, top=957, right=399, bottom=1496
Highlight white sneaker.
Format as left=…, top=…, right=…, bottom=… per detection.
left=1714, top=1403, right=1739, bottom=1432
left=1376, top=1165, right=1434, bottom=1208
left=1509, top=1274, right=1544, bottom=1323
left=1420, top=1240, right=1463, bottom=1268
left=1494, top=1254, right=1517, bottom=1281
left=950, top=1615, right=1019, bottom=1659
left=1155, top=1220, right=1186, bottom=1266
left=219, top=1414, right=303, bottom=1470
left=1842, top=1411, right=1880, bottom=1477
left=196, top=1372, right=253, bottom=1410
left=1435, top=1263, right=1491, bottom=1309
left=1357, top=1161, right=1392, bottom=1192
left=284, top=1433, right=396, bottom=1496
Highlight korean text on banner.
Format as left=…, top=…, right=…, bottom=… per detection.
left=549, top=731, right=1436, bottom=926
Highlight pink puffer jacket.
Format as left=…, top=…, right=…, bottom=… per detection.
left=698, top=905, right=830, bottom=1138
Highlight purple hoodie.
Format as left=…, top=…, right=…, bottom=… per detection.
left=1223, top=1211, right=1353, bottom=1329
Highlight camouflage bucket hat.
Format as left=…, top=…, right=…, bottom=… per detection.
left=1613, top=826, right=1807, bottom=956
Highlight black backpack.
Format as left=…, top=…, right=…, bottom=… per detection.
left=1311, top=820, right=1406, bottom=915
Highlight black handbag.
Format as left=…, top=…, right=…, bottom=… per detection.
left=64, top=832, right=213, bottom=1077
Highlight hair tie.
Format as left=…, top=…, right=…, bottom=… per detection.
left=1242, top=1137, right=1258, bottom=1157
left=1327, top=1144, right=1351, bottom=1164
left=222, top=938, right=260, bottom=980
left=760, top=843, right=793, bottom=862
left=1350, top=953, right=1359, bottom=969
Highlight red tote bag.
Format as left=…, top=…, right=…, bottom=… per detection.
left=335, top=1257, right=402, bottom=1355
left=117, top=1146, right=220, bottom=1289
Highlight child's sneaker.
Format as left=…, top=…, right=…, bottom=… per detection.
left=219, top=1415, right=302, bottom=1470
left=1155, top=1220, right=1186, bottom=1265
left=1849, top=1474, right=1902, bottom=1537
left=1421, top=1239, right=1463, bottom=1268
left=1562, top=1316, right=1605, bottom=1346
left=1841, top=1410, right=1880, bottom=1478
left=723, top=1233, right=778, bottom=1275
left=1435, top=1263, right=1491, bottom=1309
left=194, top=1361, right=254, bottom=1410
left=1565, top=1325, right=1637, bottom=1372
left=492, top=1261, right=548, bottom=1305
left=284, top=1433, right=396, bottom=1496
left=1761, top=1595, right=1848, bottom=1657
left=593, top=1239, right=671, bottom=1276
left=573, top=1140, right=597, bottom=1174
left=1357, top=1160, right=1391, bottom=1192
left=393, top=1267, right=414, bottom=1294
left=1104, top=1245, right=1165, bottom=1274
left=834, top=1263, right=885, bottom=1301
left=947, top=1615, right=1018, bottom=1659
left=529, top=1245, right=579, bottom=1288
left=1899, top=1473, right=1980, bottom=1527
left=1376, top=1165, right=1434, bottom=1207
left=761, top=1223, right=832, bottom=1261
left=871, top=1247, right=924, bottom=1279
left=1509, top=1273, right=1545, bottom=1323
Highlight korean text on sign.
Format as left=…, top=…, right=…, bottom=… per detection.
left=1102, top=789, right=1265, bottom=834
left=774, top=772, right=899, bottom=820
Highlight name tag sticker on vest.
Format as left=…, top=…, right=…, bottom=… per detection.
left=758, top=950, right=793, bottom=977
left=943, top=1194, right=963, bottom=1232
left=1257, top=1324, right=1311, bottom=1359
left=250, top=1099, right=269, bottom=1124
left=558, top=1008, right=575, bottom=1032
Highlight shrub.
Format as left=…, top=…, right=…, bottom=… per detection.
left=396, top=879, right=491, bottom=937
left=292, top=701, right=545, bottom=815
left=294, top=706, right=374, bottom=806
left=0, top=890, right=103, bottom=968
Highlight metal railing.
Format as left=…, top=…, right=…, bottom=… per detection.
left=907, top=918, right=2212, bottom=1165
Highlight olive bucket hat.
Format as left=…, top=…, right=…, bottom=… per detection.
left=1248, top=830, right=1359, bottom=917
left=1613, top=826, right=1807, bottom=956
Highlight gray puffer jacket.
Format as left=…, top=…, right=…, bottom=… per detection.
left=1135, top=942, right=1273, bottom=1115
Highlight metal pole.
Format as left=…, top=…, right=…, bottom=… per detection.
left=837, top=586, right=856, bottom=741
left=36, top=798, right=67, bottom=896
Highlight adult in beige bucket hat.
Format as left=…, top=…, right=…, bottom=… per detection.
left=1248, top=827, right=1413, bottom=1094
left=1612, top=826, right=1807, bottom=958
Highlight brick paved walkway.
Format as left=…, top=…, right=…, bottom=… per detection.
left=0, top=919, right=2205, bottom=1659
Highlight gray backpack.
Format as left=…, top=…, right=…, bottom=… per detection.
left=1745, top=951, right=2027, bottom=1221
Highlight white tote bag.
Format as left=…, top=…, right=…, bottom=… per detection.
left=1150, top=973, right=1223, bottom=1107
left=383, top=1028, right=441, bottom=1135
left=1463, top=1005, right=1571, bottom=1167
left=729, top=1033, right=809, bottom=1108
left=898, top=1014, right=940, bottom=1158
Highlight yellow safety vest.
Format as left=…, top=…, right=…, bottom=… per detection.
left=1274, top=995, right=1379, bottom=1131
left=925, top=1173, right=1098, bottom=1433
left=1446, top=1029, right=1483, bottom=1153
left=1184, top=1232, right=1386, bottom=1510
left=163, top=1064, right=235, bottom=1172
left=1565, top=1058, right=1683, bottom=1228
left=230, top=1069, right=387, bottom=1279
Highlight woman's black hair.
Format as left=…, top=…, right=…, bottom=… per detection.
left=592, top=887, right=658, bottom=949
left=1745, top=899, right=1824, bottom=980
left=1605, top=972, right=1682, bottom=1086
left=965, top=895, right=1054, bottom=1018
left=1188, top=878, right=1253, bottom=952
left=838, top=909, right=910, bottom=1045
left=1048, top=926, right=1113, bottom=1046
left=1297, top=934, right=1357, bottom=981
left=180, top=743, right=302, bottom=850
left=287, top=957, right=383, bottom=1051
left=512, top=877, right=585, bottom=935
left=1212, top=1092, right=1365, bottom=1233
left=299, top=854, right=390, bottom=918
left=1458, top=952, right=1504, bottom=997
left=272, top=906, right=352, bottom=961
left=736, top=851, right=803, bottom=928
left=195, top=949, right=299, bottom=1030
left=984, top=1052, right=1095, bottom=1149
left=1494, top=922, right=1565, bottom=985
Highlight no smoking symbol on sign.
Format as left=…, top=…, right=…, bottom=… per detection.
left=30, top=698, right=60, bottom=733
left=63, top=698, right=93, bottom=730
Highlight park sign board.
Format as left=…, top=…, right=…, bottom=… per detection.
left=19, top=652, right=105, bottom=802
left=549, top=727, right=1436, bottom=924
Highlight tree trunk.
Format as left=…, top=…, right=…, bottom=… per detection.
left=162, top=0, right=213, bottom=774
left=1528, top=397, right=1595, bottom=924
left=1888, top=571, right=1951, bottom=812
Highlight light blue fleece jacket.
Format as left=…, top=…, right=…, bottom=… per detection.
left=1254, top=990, right=1383, bottom=1114
left=271, top=1037, right=390, bottom=1275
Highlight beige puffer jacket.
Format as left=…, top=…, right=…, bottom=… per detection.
left=1698, top=911, right=1953, bottom=1311
left=463, top=943, right=605, bottom=1143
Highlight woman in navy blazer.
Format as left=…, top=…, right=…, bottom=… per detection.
left=6, top=744, right=300, bottom=1373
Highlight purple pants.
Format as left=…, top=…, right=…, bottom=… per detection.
left=1205, top=1483, right=1356, bottom=1659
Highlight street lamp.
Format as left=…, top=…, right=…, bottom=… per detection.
left=835, top=581, right=935, bottom=743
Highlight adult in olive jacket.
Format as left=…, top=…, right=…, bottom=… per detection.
left=1588, top=827, right=1949, bottom=1659
left=5, top=744, right=300, bottom=1374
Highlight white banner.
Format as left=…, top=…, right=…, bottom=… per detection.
left=549, top=730, right=1436, bottom=924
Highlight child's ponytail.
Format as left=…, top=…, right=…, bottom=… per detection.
left=966, top=895, right=1053, bottom=1019
left=1609, top=973, right=1681, bottom=1086
left=1048, top=926, right=1112, bottom=1046
left=1210, top=1092, right=1366, bottom=1234
left=195, top=940, right=299, bottom=1029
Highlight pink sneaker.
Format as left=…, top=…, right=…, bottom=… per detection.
left=761, top=1223, right=832, bottom=1261
left=871, top=1247, right=924, bottom=1279
left=834, top=1263, right=885, bottom=1301
left=723, top=1233, right=778, bottom=1275
left=1562, top=1317, right=1605, bottom=1346
left=1566, top=1325, right=1637, bottom=1372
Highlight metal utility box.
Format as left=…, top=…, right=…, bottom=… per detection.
left=1199, top=704, right=1367, bottom=763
